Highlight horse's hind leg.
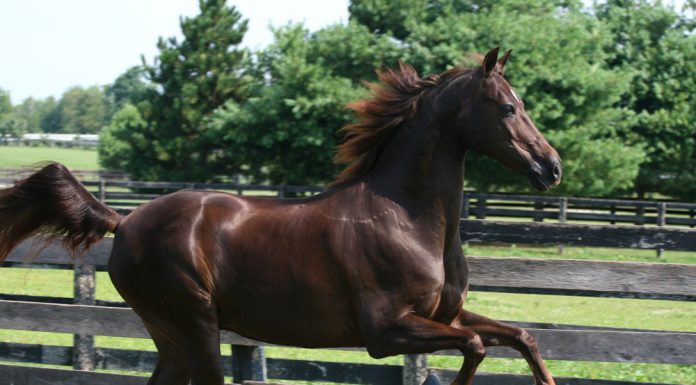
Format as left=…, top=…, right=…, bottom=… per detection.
left=455, top=309, right=556, bottom=385
left=140, top=305, right=224, bottom=385
left=144, top=324, right=190, bottom=385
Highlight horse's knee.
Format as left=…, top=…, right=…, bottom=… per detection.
left=465, top=334, right=486, bottom=361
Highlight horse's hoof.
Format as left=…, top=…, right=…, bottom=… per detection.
left=422, top=374, right=443, bottom=385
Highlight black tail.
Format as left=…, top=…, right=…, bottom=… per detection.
left=0, top=162, right=122, bottom=262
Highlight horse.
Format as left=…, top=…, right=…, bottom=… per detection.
left=0, top=47, right=561, bottom=385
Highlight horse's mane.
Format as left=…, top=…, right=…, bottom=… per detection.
left=331, top=62, right=474, bottom=187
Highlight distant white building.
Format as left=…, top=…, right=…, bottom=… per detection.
left=19, top=133, right=99, bottom=146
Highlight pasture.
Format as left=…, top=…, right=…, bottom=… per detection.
left=0, top=145, right=100, bottom=170
left=0, top=146, right=694, bottom=384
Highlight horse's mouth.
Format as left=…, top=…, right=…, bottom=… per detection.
left=529, top=172, right=560, bottom=192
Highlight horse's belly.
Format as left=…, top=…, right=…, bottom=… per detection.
left=213, top=245, right=362, bottom=348
left=216, top=284, right=362, bottom=348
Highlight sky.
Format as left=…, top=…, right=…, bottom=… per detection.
left=0, top=0, right=349, bottom=103
left=0, top=0, right=689, bottom=104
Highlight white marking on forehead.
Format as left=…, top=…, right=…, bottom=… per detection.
left=511, top=88, right=521, bottom=104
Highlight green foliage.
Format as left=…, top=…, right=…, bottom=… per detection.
left=100, top=0, right=250, bottom=181
left=597, top=0, right=696, bottom=200
left=0, top=89, right=25, bottom=143
left=212, top=25, right=367, bottom=185
left=98, top=104, right=147, bottom=173
left=0, top=89, right=11, bottom=117
left=13, top=97, right=61, bottom=133
left=56, top=86, right=112, bottom=134
left=105, top=66, right=153, bottom=110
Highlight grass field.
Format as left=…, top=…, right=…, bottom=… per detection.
left=0, top=145, right=99, bottom=170
left=0, top=145, right=694, bottom=384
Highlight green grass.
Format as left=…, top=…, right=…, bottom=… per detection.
left=0, top=145, right=99, bottom=170
left=464, top=244, right=696, bottom=265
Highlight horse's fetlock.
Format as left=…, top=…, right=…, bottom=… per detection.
left=517, top=329, right=538, bottom=349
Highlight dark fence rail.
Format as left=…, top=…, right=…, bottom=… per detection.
left=1, top=172, right=695, bottom=228
left=1, top=219, right=695, bottom=385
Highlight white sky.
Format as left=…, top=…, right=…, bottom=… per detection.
left=0, top=0, right=349, bottom=103
left=0, top=0, right=688, bottom=103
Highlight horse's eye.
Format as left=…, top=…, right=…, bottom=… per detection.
left=501, top=104, right=516, bottom=117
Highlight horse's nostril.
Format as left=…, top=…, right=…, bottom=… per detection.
left=552, top=162, right=561, bottom=180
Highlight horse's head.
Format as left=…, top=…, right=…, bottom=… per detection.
left=460, top=47, right=561, bottom=191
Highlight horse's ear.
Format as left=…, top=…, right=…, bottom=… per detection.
left=482, top=47, right=500, bottom=77
left=498, top=49, right=512, bottom=75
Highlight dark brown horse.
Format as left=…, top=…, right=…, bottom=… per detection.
left=0, top=47, right=561, bottom=385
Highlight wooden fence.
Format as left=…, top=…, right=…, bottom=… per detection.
left=1, top=218, right=694, bottom=385
left=1, top=171, right=695, bottom=228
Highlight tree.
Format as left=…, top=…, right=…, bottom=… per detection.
left=99, top=104, right=147, bottom=172
left=212, top=25, right=368, bottom=185
left=13, top=97, right=60, bottom=133
left=57, top=86, right=112, bottom=134
left=105, top=66, right=154, bottom=110
left=0, top=117, right=27, bottom=144
left=596, top=0, right=696, bottom=200
left=0, top=89, right=26, bottom=144
left=99, top=0, right=251, bottom=181
left=0, top=89, right=11, bottom=118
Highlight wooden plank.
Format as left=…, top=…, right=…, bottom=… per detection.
left=432, top=327, right=696, bottom=364
left=0, top=345, right=680, bottom=385
left=0, top=363, right=146, bottom=385
left=467, top=257, right=696, bottom=297
left=7, top=237, right=113, bottom=265
left=267, top=357, right=402, bottom=385
left=0, top=300, right=693, bottom=364
left=0, top=342, right=72, bottom=366
left=461, top=220, right=696, bottom=251
left=431, top=369, right=673, bottom=385
left=7, top=236, right=696, bottom=299
left=0, top=300, right=258, bottom=346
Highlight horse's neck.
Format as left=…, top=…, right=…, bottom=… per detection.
left=365, top=114, right=465, bottom=247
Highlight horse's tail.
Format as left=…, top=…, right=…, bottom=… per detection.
left=0, top=162, right=122, bottom=263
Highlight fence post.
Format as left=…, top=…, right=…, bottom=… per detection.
left=462, top=193, right=470, bottom=249
left=403, top=354, right=428, bottom=385
left=656, top=202, right=666, bottom=258
left=690, top=208, right=695, bottom=229
left=558, top=197, right=568, bottom=254
left=73, top=262, right=96, bottom=370
left=533, top=199, right=544, bottom=222
left=278, top=185, right=286, bottom=198
left=635, top=203, right=645, bottom=225
left=232, top=345, right=267, bottom=383
left=475, top=197, right=487, bottom=220
left=461, top=193, right=470, bottom=220
left=610, top=205, right=616, bottom=225
left=98, top=179, right=106, bottom=203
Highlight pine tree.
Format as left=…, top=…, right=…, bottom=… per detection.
left=101, top=0, right=250, bottom=181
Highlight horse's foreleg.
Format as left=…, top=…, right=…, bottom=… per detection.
left=454, top=309, right=556, bottom=385
left=361, top=313, right=485, bottom=385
